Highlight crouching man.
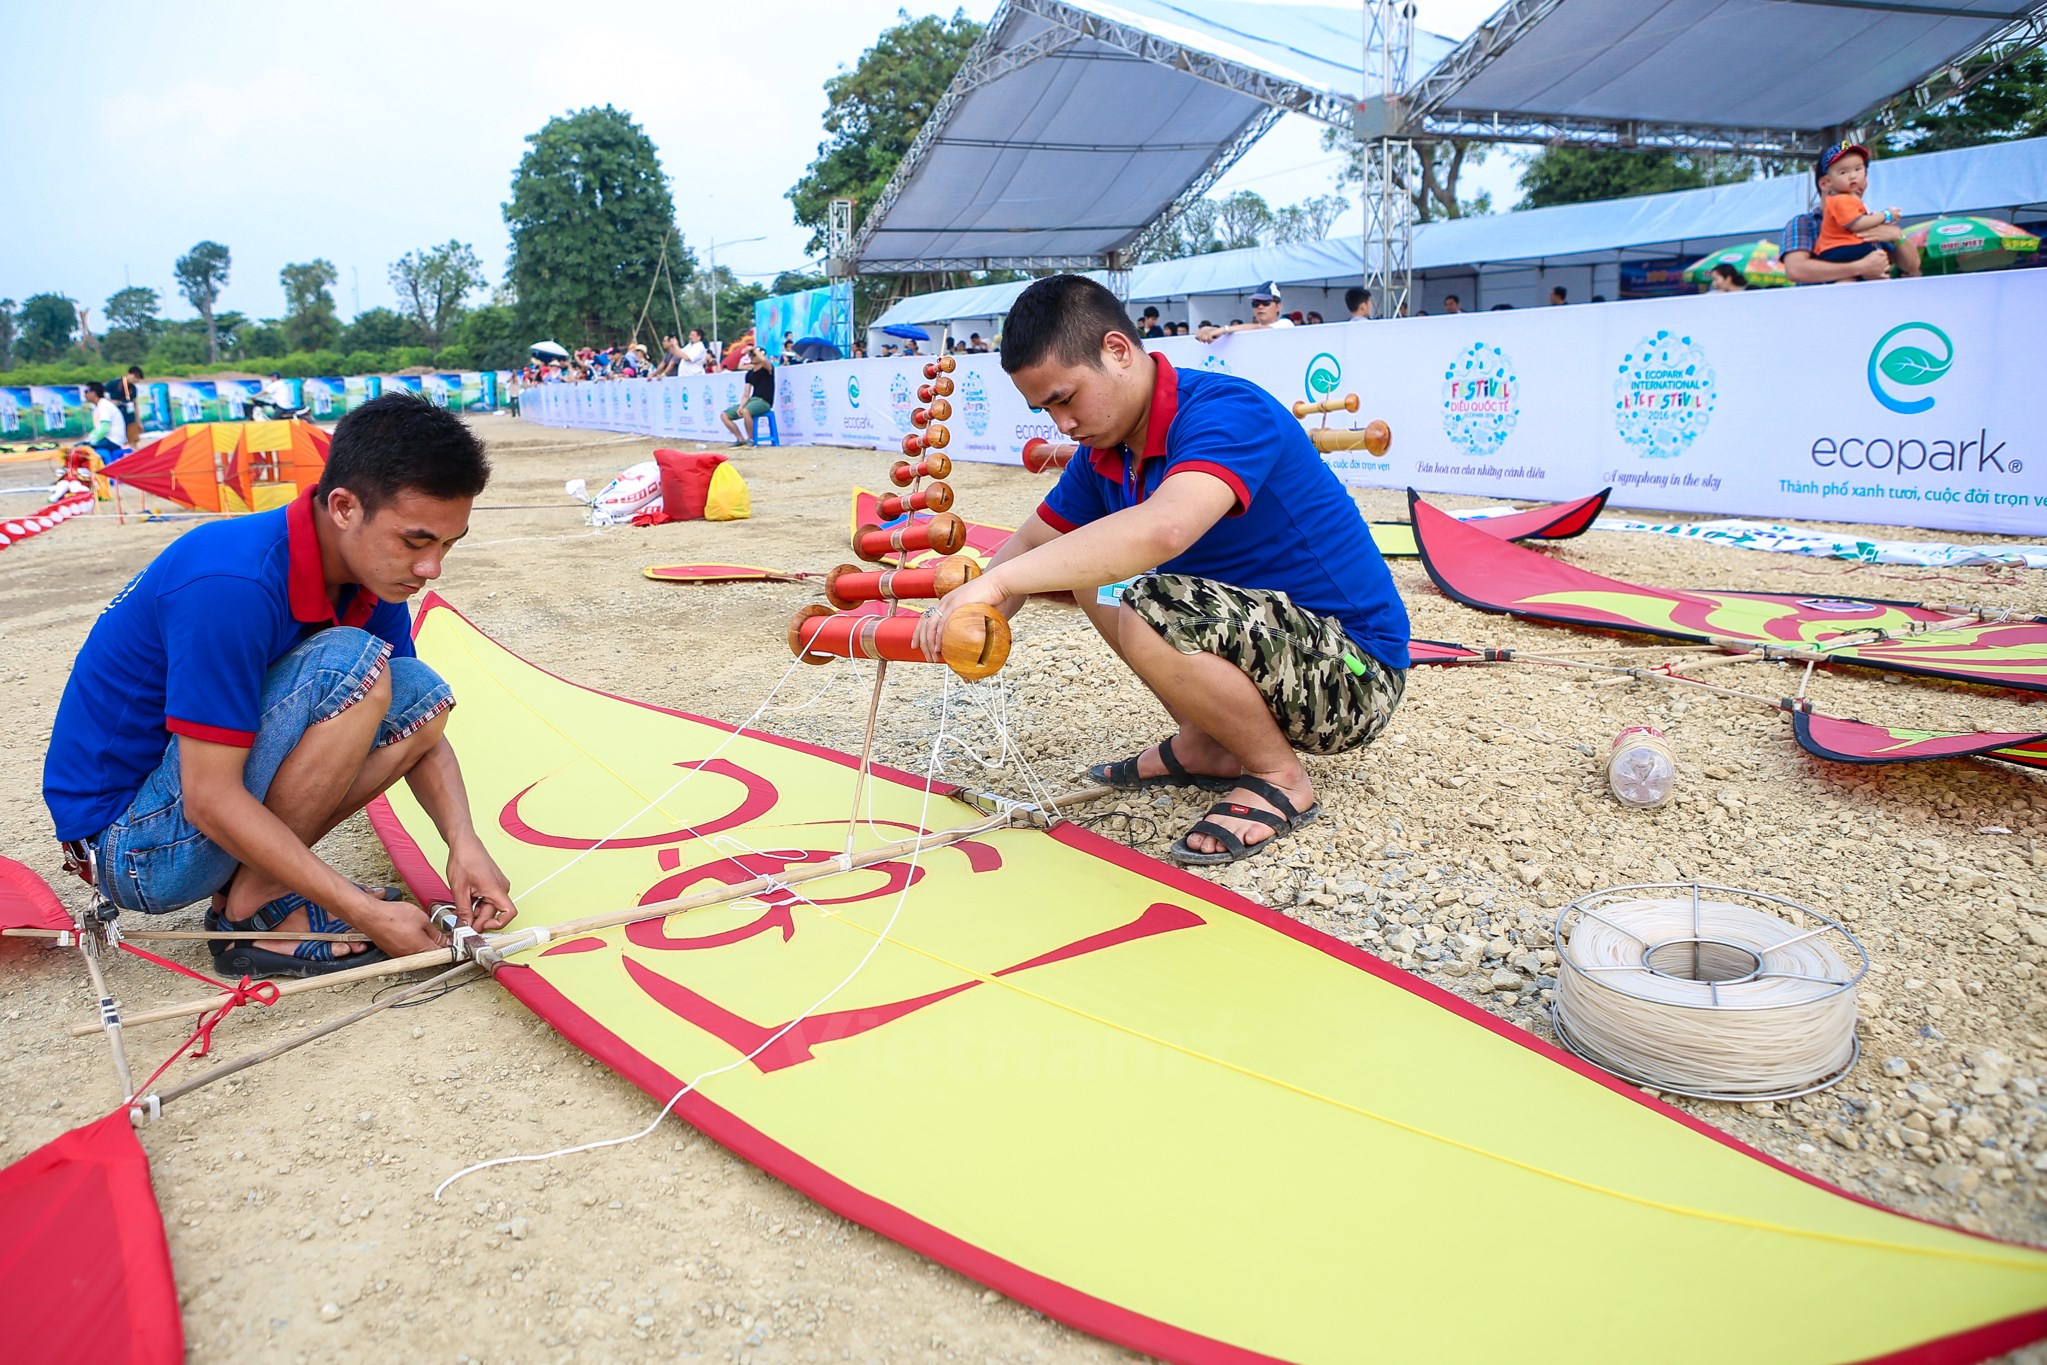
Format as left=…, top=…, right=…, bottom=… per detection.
left=43, top=393, right=516, bottom=976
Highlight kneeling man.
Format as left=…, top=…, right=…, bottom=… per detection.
left=44, top=393, right=517, bottom=976
left=916, top=275, right=1410, bottom=864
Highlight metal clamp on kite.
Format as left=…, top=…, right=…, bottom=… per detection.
left=128, top=1094, right=162, bottom=1127
left=961, top=788, right=1056, bottom=828
left=427, top=901, right=461, bottom=938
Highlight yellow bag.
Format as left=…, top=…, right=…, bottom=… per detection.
left=705, top=462, right=751, bottom=521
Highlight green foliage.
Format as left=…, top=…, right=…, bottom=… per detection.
left=1321, top=130, right=1493, bottom=223
left=0, top=301, right=15, bottom=368
left=145, top=331, right=208, bottom=369
left=392, top=346, right=434, bottom=370
left=341, top=307, right=411, bottom=352
left=240, top=323, right=288, bottom=360
left=1132, top=190, right=1349, bottom=264
left=389, top=241, right=483, bottom=348
left=505, top=106, right=683, bottom=344
left=446, top=303, right=525, bottom=371
left=1516, top=148, right=1751, bottom=209
left=788, top=10, right=983, bottom=256
left=342, top=349, right=385, bottom=376
left=174, top=240, right=232, bottom=362
left=16, top=293, right=78, bottom=364
left=677, top=265, right=768, bottom=349
left=1887, top=52, right=2047, bottom=155
left=102, top=287, right=163, bottom=365
left=280, top=259, right=342, bottom=352
left=770, top=270, right=830, bottom=295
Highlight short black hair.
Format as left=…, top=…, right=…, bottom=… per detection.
left=316, top=392, right=490, bottom=515
left=1550, top=285, right=1568, bottom=301
left=85, top=381, right=106, bottom=399
left=1345, top=287, right=1371, bottom=312
left=126, top=365, right=144, bottom=377
left=1000, top=275, right=1144, bottom=373
left=1444, top=294, right=1460, bottom=305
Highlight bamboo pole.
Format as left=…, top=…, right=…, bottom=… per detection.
left=73, top=786, right=1116, bottom=1038
left=79, top=933, right=135, bottom=1100
left=7, top=927, right=371, bottom=944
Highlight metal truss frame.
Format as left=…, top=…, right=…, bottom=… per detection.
left=1123, top=105, right=1286, bottom=264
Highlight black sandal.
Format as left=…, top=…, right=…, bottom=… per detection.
left=1167, top=775, right=1320, bottom=866
left=1088, top=736, right=1237, bottom=792
left=206, top=886, right=392, bottom=980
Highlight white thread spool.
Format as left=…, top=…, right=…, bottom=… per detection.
left=1551, top=883, right=1866, bottom=1101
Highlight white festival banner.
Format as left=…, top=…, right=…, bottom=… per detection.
left=519, top=270, right=2046, bottom=535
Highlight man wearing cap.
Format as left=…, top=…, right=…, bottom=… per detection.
left=1782, top=142, right=1921, bottom=285
left=1196, top=283, right=1294, bottom=342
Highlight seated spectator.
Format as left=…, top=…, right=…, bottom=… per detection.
left=968, top=332, right=991, bottom=352
left=1489, top=303, right=1514, bottom=311
left=1548, top=286, right=1568, bottom=305
left=1306, top=310, right=1324, bottom=325
left=780, top=332, right=799, bottom=366
left=719, top=347, right=775, bottom=447
left=852, top=342, right=867, bottom=358
left=1810, top=141, right=1910, bottom=277
left=1345, top=286, right=1373, bottom=320
left=1442, top=294, right=1462, bottom=314
left=1591, top=294, right=1607, bottom=303
left=1710, top=264, right=1747, bottom=292
left=1781, top=147, right=1922, bottom=285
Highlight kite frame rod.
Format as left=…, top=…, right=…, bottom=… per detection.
left=71, top=785, right=1116, bottom=1038
left=7, top=927, right=371, bottom=944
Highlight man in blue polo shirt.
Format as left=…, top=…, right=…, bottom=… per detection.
left=44, top=393, right=516, bottom=976
left=915, top=274, right=1410, bottom=865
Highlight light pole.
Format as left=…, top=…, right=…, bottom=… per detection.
left=707, top=235, right=766, bottom=360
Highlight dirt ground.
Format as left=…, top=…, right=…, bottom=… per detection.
left=2, top=416, right=2044, bottom=1363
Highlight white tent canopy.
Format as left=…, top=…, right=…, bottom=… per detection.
left=868, top=136, right=2047, bottom=330
left=848, top=0, right=1454, bottom=273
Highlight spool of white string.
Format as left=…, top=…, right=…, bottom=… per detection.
left=1552, top=885, right=1865, bottom=1101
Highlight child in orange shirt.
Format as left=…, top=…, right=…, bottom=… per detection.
left=1813, top=142, right=1902, bottom=268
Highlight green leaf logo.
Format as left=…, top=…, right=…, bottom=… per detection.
left=1878, top=346, right=1949, bottom=386
left=1304, top=352, right=1341, bottom=400
left=1866, top=322, right=1952, bottom=415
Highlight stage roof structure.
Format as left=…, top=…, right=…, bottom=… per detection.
left=845, top=0, right=1455, bottom=275
left=1397, top=0, right=2047, bottom=155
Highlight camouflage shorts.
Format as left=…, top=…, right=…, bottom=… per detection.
left=1121, top=574, right=1406, bottom=755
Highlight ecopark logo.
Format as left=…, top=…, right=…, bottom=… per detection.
left=808, top=373, right=829, bottom=426
left=1866, top=322, right=1951, bottom=416
left=1613, top=330, right=1716, bottom=459
left=1441, top=342, right=1520, bottom=457
left=1303, top=352, right=1341, bottom=403
left=846, top=376, right=862, bottom=409
left=960, top=369, right=991, bottom=437
left=841, top=374, right=874, bottom=433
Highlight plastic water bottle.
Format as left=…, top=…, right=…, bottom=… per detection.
left=1607, top=726, right=1675, bottom=808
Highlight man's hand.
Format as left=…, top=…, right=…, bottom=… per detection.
left=1856, top=250, right=1894, bottom=280
left=445, top=833, right=518, bottom=930
left=1195, top=325, right=1223, bottom=343
left=913, top=572, right=1013, bottom=663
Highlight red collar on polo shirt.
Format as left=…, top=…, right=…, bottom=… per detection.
left=1087, top=352, right=1180, bottom=497
left=286, top=487, right=382, bottom=629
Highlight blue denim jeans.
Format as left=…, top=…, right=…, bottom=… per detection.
left=93, top=627, right=452, bottom=915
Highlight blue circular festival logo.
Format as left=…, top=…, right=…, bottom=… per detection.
left=889, top=371, right=913, bottom=428
left=808, top=373, right=829, bottom=425
left=960, top=369, right=990, bottom=437
left=1614, top=330, right=1716, bottom=458
left=1440, top=342, right=1520, bottom=456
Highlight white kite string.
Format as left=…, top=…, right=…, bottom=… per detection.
left=1554, top=890, right=1863, bottom=1099
left=433, top=695, right=956, bottom=1200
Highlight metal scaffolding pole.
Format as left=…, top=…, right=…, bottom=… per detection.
left=1358, top=0, right=1416, bottom=319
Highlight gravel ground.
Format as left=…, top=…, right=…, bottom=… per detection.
left=1, top=416, right=2042, bottom=1363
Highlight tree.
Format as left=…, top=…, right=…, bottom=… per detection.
left=1321, top=129, right=1493, bottom=223
left=16, top=294, right=78, bottom=364
left=1886, top=51, right=2047, bottom=154
left=0, top=300, right=15, bottom=368
left=102, top=287, right=164, bottom=366
left=504, top=106, right=683, bottom=345
left=389, top=241, right=483, bottom=350
left=445, top=303, right=525, bottom=371
left=788, top=10, right=984, bottom=255
left=280, top=259, right=341, bottom=352
left=175, top=240, right=232, bottom=362
left=1516, top=147, right=1750, bottom=210
left=341, top=307, right=410, bottom=353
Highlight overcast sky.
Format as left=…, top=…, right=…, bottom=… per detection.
left=7, top=0, right=1517, bottom=328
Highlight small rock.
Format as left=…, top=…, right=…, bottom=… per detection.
left=1881, top=1057, right=1910, bottom=1078
left=1490, top=968, right=1525, bottom=992
left=320, top=1303, right=343, bottom=1323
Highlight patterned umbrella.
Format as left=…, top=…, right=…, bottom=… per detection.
left=1682, top=241, right=1791, bottom=287
left=1905, top=215, right=2042, bottom=273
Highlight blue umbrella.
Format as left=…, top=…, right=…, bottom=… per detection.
left=794, top=336, right=842, bottom=362
left=880, top=324, right=930, bottom=341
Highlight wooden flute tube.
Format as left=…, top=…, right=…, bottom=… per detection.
left=877, top=481, right=954, bottom=519
left=1021, top=438, right=1077, bottom=473
left=854, top=511, right=966, bottom=562
left=825, top=555, right=980, bottom=610
left=922, top=422, right=951, bottom=449
left=891, top=452, right=952, bottom=485
left=910, top=399, right=953, bottom=428
left=917, top=377, right=955, bottom=402
left=1310, top=419, right=1392, bottom=456
left=788, top=603, right=1010, bottom=680
left=922, top=356, right=957, bottom=378
left=1293, top=393, right=1360, bottom=418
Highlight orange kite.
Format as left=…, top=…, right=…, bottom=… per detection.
left=100, top=421, right=330, bottom=514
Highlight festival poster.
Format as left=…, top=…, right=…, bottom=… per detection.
left=216, top=379, right=262, bottom=420
left=303, top=377, right=349, bottom=420
left=28, top=386, right=90, bottom=439
left=0, top=387, right=28, bottom=438
left=141, top=383, right=172, bottom=433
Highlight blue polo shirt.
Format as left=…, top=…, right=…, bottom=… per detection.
left=1039, top=353, right=1411, bottom=671
left=44, top=489, right=414, bottom=841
